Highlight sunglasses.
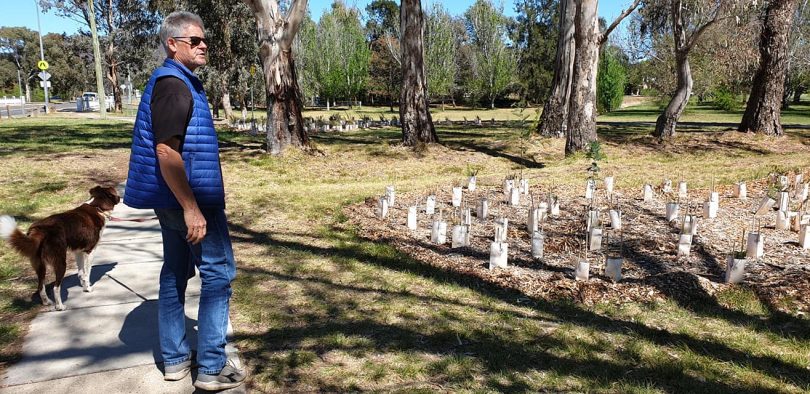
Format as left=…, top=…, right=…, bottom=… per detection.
left=172, top=36, right=207, bottom=47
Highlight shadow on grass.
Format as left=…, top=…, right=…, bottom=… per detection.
left=228, top=221, right=810, bottom=392
left=0, top=123, right=132, bottom=156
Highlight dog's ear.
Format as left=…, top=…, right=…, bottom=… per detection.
left=89, top=186, right=104, bottom=198
left=105, top=187, right=121, bottom=204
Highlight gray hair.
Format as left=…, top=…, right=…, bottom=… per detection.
left=159, top=11, right=205, bottom=55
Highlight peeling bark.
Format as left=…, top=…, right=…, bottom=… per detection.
left=537, top=0, right=575, bottom=138
left=738, top=0, right=798, bottom=136
left=565, top=0, right=599, bottom=155
left=243, top=0, right=309, bottom=155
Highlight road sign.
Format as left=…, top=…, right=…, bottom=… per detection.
left=250, top=65, right=256, bottom=76
left=39, top=81, right=51, bottom=88
left=38, top=71, right=51, bottom=81
left=37, top=60, right=49, bottom=70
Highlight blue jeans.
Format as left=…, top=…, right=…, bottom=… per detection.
left=154, top=208, right=236, bottom=375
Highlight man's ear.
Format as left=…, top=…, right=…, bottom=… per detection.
left=167, top=37, right=178, bottom=54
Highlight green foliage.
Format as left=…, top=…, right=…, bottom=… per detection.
left=586, top=140, right=606, bottom=176
left=597, top=47, right=626, bottom=113
left=425, top=4, right=457, bottom=102
left=712, top=87, right=739, bottom=112
left=511, top=0, right=557, bottom=105
left=307, top=3, right=371, bottom=105
left=464, top=0, right=517, bottom=109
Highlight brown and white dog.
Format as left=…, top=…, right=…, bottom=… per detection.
left=0, top=186, right=120, bottom=311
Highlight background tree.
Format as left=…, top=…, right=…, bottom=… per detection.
left=400, top=0, right=437, bottom=145
left=41, top=0, right=160, bottom=112
left=640, top=0, right=743, bottom=141
left=242, top=0, right=309, bottom=155
left=424, top=3, right=457, bottom=108
left=512, top=0, right=558, bottom=106
left=784, top=1, right=810, bottom=105
left=596, top=45, right=626, bottom=113
left=366, top=0, right=401, bottom=111
left=465, top=0, right=517, bottom=109
left=536, top=0, right=574, bottom=137
left=0, top=27, right=40, bottom=102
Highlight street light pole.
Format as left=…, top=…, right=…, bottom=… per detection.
left=34, top=0, right=50, bottom=114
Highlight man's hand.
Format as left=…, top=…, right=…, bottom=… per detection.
left=184, top=206, right=207, bottom=244
left=157, top=136, right=206, bottom=244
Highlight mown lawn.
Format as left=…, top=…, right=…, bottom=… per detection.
left=1, top=105, right=809, bottom=392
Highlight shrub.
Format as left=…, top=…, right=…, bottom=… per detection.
left=713, top=88, right=739, bottom=111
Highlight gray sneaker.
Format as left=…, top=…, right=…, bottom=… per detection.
left=193, top=358, right=247, bottom=391
left=163, top=352, right=196, bottom=381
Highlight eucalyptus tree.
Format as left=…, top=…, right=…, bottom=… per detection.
left=400, top=0, right=437, bottom=145
left=641, top=0, right=748, bottom=141
left=465, top=0, right=517, bottom=109
left=536, top=0, right=573, bottom=137
left=41, top=0, right=160, bottom=112
left=565, top=0, right=639, bottom=155
left=242, top=0, right=310, bottom=155
left=739, top=0, right=800, bottom=135
left=424, top=3, right=457, bottom=108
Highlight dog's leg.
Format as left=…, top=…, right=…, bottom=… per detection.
left=34, top=259, right=51, bottom=306
left=75, top=251, right=86, bottom=288
left=53, top=256, right=67, bottom=311
left=82, top=251, right=93, bottom=292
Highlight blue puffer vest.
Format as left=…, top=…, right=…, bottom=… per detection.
left=124, top=59, right=225, bottom=209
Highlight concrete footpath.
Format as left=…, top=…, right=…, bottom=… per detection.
left=1, top=188, right=245, bottom=393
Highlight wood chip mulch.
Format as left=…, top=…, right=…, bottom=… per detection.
left=345, top=174, right=810, bottom=315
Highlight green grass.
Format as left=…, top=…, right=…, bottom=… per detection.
left=1, top=106, right=809, bottom=391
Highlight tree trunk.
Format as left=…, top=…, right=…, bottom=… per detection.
left=654, top=51, right=692, bottom=140
left=400, top=0, right=437, bottom=146
left=263, top=45, right=308, bottom=154
left=537, top=0, right=575, bottom=138
left=221, top=75, right=234, bottom=121
left=106, top=61, right=122, bottom=112
left=244, top=0, right=309, bottom=155
left=653, top=1, right=693, bottom=140
left=565, top=0, right=599, bottom=155
left=738, top=0, right=798, bottom=136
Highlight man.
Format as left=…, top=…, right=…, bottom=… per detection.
left=124, top=11, right=245, bottom=391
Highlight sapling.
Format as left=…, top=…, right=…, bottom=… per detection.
left=726, top=227, right=748, bottom=283
left=465, top=164, right=481, bottom=191
left=605, top=231, right=623, bottom=282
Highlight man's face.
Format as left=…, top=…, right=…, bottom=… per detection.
left=168, top=23, right=207, bottom=71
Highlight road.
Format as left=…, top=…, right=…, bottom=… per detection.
left=0, top=101, right=78, bottom=118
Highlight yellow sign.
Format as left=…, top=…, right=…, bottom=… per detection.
left=249, top=65, right=256, bottom=76
left=37, top=60, right=49, bottom=70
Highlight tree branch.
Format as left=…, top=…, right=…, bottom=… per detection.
left=282, top=0, right=308, bottom=48
left=684, top=6, right=731, bottom=53
left=599, top=0, right=641, bottom=45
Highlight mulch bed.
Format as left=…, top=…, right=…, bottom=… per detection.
left=345, top=174, right=810, bottom=315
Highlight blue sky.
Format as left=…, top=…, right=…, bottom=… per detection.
left=1, top=0, right=636, bottom=35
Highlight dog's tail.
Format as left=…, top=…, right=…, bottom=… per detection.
left=0, top=215, right=40, bottom=259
